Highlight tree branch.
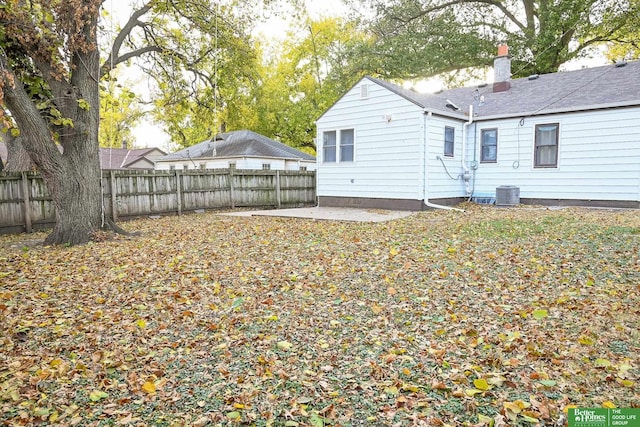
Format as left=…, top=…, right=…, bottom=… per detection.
left=0, top=52, right=64, bottom=172
left=100, top=2, right=153, bottom=78
left=392, top=0, right=526, bottom=32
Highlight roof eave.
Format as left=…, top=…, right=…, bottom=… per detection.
left=424, top=109, right=469, bottom=120
left=155, top=155, right=316, bottom=163
left=473, top=100, right=640, bottom=121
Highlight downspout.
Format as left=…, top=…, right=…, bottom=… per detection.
left=423, top=110, right=465, bottom=212
left=469, top=121, right=478, bottom=201
left=461, top=105, right=473, bottom=196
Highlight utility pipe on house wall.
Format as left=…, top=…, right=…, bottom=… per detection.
left=461, top=105, right=473, bottom=196
left=423, top=110, right=465, bottom=212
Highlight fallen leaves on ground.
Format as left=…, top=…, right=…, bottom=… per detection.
left=1, top=205, right=638, bottom=426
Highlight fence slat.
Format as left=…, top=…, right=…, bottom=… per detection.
left=175, top=170, right=182, bottom=216
left=276, top=170, right=281, bottom=209
left=109, top=170, right=118, bottom=222
left=229, top=167, right=235, bottom=209
left=21, top=172, right=32, bottom=233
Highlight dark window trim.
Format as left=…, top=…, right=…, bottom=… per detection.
left=534, top=123, right=559, bottom=168
left=444, top=126, right=455, bottom=157
left=480, top=128, right=498, bottom=163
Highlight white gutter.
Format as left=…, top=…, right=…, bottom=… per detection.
left=461, top=105, right=473, bottom=196
left=423, top=110, right=465, bottom=212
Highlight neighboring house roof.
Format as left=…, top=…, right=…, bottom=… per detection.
left=100, top=147, right=167, bottom=170
left=1, top=142, right=165, bottom=170
left=159, top=129, right=316, bottom=162
left=365, top=60, right=640, bottom=120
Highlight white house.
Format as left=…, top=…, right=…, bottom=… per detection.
left=155, top=130, right=316, bottom=171
left=316, top=47, right=640, bottom=209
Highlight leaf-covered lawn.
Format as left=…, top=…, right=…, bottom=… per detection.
left=1, top=206, right=638, bottom=426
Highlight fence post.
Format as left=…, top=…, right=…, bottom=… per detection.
left=175, top=170, right=182, bottom=215
left=109, top=170, right=118, bottom=221
left=21, top=172, right=32, bottom=233
left=275, top=170, right=281, bottom=208
left=229, top=167, right=235, bottom=209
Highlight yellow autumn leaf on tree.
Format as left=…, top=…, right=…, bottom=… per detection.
left=141, top=381, right=156, bottom=394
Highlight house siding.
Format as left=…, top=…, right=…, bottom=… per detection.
left=316, top=78, right=425, bottom=203
left=426, top=115, right=470, bottom=199
left=469, top=107, right=640, bottom=202
left=316, top=74, right=640, bottom=209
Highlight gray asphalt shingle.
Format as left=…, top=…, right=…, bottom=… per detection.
left=368, top=60, right=640, bottom=120
left=162, top=130, right=315, bottom=161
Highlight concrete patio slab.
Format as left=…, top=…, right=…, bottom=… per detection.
left=219, top=206, right=416, bottom=222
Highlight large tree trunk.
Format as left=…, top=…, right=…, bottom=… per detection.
left=4, top=135, right=36, bottom=172
left=0, top=5, right=126, bottom=246
left=1, top=75, right=117, bottom=245
left=43, top=141, right=106, bottom=246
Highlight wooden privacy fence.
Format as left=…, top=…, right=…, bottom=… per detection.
left=0, top=169, right=316, bottom=234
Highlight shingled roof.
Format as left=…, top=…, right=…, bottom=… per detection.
left=366, top=60, right=640, bottom=120
left=100, top=147, right=166, bottom=170
left=162, top=130, right=315, bottom=161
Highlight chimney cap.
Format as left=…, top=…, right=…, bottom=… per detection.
left=497, top=44, right=509, bottom=57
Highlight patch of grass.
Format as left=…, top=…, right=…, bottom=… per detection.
left=1, top=206, right=638, bottom=425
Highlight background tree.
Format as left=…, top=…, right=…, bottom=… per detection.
left=99, top=76, right=144, bottom=148
left=605, top=0, right=640, bottom=61
left=0, top=0, right=254, bottom=245
left=349, top=0, right=640, bottom=79
left=252, top=16, right=368, bottom=153
left=148, top=2, right=259, bottom=147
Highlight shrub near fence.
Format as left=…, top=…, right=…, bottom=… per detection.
left=0, top=169, right=317, bottom=235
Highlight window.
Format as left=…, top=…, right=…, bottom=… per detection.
left=300, top=166, right=307, bottom=172
left=444, top=126, right=455, bottom=157
left=262, top=163, right=271, bottom=170
left=534, top=123, right=559, bottom=167
left=199, top=163, right=206, bottom=169
left=340, top=129, right=354, bottom=162
left=183, top=165, right=188, bottom=171
left=323, top=131, right=337, bottom=163
left=323, top=129, right=355, bottom=163
left=169, top=165, right=176, bottom=171
left=229, top=162, right=236, bottom=170
left=481, top=128, right=498, bottom=162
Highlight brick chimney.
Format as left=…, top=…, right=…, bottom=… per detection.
left=493, top=44, right=511, bottom=93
